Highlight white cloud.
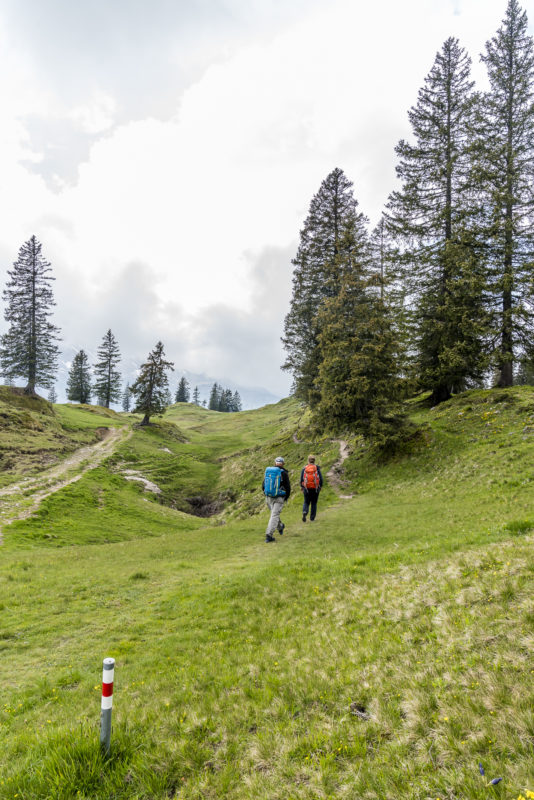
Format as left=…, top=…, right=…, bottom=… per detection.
left=0, top=0, right=528, bottom=397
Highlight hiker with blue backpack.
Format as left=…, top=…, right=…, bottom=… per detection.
left=300, top=455, right=323, bottom=522
left=262, top=456, right=291, bottom=543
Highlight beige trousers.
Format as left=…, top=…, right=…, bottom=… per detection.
left=265, top=496, right=285, bottom=537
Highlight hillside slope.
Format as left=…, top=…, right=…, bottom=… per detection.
left=1, top=389, right=534, bottom=799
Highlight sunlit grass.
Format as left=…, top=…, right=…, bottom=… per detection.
left=1, top=389, right=534, bottom=798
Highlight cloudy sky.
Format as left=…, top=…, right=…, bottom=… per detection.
left=0, top=0, right=529, bottom=399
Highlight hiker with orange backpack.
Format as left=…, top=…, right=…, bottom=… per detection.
left=300, top=455, right=323, bottom=522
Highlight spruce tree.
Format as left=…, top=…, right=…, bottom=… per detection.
left=67, top=350, right=92, bottom=404
left=315, top=244, right=405, bottom=447
left=387, top=37, right=488, bottom=403
left=93, top=329, right=122, bottom=408
left=122, top=382, right=131, bottom=412
left=192, top=386, right=200, bottom=405
left=232, top=390, right=242, bottom=412
left=370, top=215, right=412, bottom=382
left=129, top=341, right=174, bottom=425
left=0, top=236, right=61, bottom=394
left=208, top=383, right=220, bottom=410
left=47, top=385, right=57, bottom=403
left=175, top=376, right=190, bottom=403
left=282, top=168, right=370, bottom=405
left=474, top=0, right=534, bottom=386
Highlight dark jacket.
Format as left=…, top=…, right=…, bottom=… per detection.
left=300, top=464, right=323, bottom=490
left=262, top=466, right=291, bottom=500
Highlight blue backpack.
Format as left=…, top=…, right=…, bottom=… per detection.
left=264, top=466, right=286, bottom=498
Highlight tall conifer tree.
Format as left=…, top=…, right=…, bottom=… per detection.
left=387, top=38, right=488, bottom=403
left=93, top=329, right=121, bottom=408
left=315, top=234, right=404, bottom=444
left=67, top=350, right=92, bottom=404
left=192, top=386, right=200, bottom=405
left=282, top=168, right=369, bottom=405
left=474, top=0, right=534, bottom=386
left=0, top=236, right=61, bottom=394
left=129, top=342, right=174, bottom=425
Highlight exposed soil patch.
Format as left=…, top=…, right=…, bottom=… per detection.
left=186, top=495, right=225, bottom=517
left=327, top=439, right=354, bottom=498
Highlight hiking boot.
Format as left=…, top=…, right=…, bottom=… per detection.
left=278, top=522, right=285, bottom=535
left=265, top=535, right=276, bottom=543
left=302, top=513, right=307, bottom=522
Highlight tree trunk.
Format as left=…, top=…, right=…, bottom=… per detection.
left=430, top=383, right=451, bottom=405
left=141, top=414, right=150, bottom=425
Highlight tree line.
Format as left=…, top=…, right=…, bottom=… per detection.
left=0, top=237, right=241, bottom=423
left=283, top=0, right=534, bottom=446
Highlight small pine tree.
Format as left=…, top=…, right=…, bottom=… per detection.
left=208, top=382, right=220, bottom=410
left=175, top=376, right=190, bottom=403
left=129, top=341, right=174, bottom=425
left=232, top=390, right=242, bottom=412
left=67, top=350, right=92, bottom=404
left=0, top=235, right=61, bottom=394
left=192, top=386, right=200, bottom=405
left=93, top=329, right=122, bottom=408
left=122, top=382, right=131, bottom=412
left=47, top=385, right=57, bottom=403
left=219, top=388, right=233, bottom=412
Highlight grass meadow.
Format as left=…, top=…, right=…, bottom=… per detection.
left=1, top=388, right=534, bottom=798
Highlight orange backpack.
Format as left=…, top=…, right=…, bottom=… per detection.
left=303, top=464, right=320, bottom=489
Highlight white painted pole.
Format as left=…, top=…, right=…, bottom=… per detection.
left=100, top=657, right=115, bottom=755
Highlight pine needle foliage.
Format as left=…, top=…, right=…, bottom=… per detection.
left=122, top=383, right=131, bottom=412
left=473, top=0, right=534, bottom=387
left=0, top=236, right=61, bottom=394
left=175, top=376, right=190, bottom=403
left=315, top=245, right=407, bottom=450
left=66, top=350, right=92, bottom=404
left=93, top=329, right=121, bottom=408
left=129, top=341, right=174, bottom=425
left=387, top=38, right=488, bottom=404
left=282, top=168, right=369, bottom=406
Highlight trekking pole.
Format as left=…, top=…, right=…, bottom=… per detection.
left=100, top=657, right=115, bottom=755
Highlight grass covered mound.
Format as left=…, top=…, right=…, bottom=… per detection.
left=1, top=389, right=534, bottom=798
left=0, top=386, right=126, bottom=487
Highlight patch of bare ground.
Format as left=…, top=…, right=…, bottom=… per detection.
left=327, top=439, right=354, bottom=498
left=0, top=426, right=132, bottom=542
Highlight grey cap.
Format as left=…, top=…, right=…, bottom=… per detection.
left=275, top=456, right=285, bottom=464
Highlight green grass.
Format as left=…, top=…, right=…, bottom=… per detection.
left=0, top=386, right=127, bottom=488
left=1, top=390, right=534, bottom=798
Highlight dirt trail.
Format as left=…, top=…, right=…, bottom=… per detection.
left=0, top=426, right=132, bottom=542
left=327, top=439, right=353, bottom=498
left=293, top=433, right=353, bottom=498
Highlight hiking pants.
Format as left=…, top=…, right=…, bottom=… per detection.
left=302, top=488, right=320, bottom=521
left=265, top=496, right=285, bottom=537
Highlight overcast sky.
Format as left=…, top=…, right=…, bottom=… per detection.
left=0, top=0, right=529, bottom=397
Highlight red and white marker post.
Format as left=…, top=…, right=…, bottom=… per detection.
left=100, top=657, right=115, bottom=755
